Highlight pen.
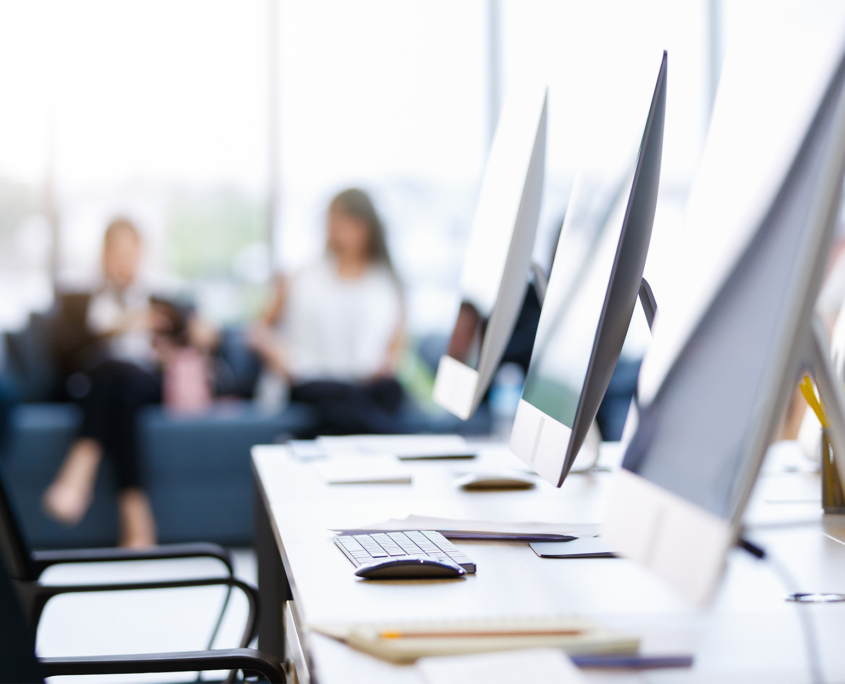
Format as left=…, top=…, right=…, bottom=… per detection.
left=570, top=654, right=694, bottom=670
left=378, top=628, right=584, bottom=639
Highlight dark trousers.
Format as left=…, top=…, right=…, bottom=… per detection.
left=79, top=360, right=161, bottom=490
left=290, top=378, right=404, bottom=436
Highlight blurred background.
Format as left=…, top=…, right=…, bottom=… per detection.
left=3, top=0, right=832, bottom=667
left=0, top=0, right=741, bottom=342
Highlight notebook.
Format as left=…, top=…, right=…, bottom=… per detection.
left=309, top=615, right=639, bottom=663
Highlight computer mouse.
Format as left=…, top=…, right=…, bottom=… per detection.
left=354, top=557, right=467, bottom=580
left=454, top=470, right=537, bottom=491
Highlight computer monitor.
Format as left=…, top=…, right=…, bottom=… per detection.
left=602, top=11, right=845, bottom=606
left=433, top=85, right=547, bottom=420
left=509, top=52, right=667, bottom=486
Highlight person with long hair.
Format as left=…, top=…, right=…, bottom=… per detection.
left=250, top=188, right=405, bottom=434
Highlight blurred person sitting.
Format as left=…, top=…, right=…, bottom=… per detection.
left=250, top=188, right=405, bottom=435
left=42, top=219, right=214, bottom=547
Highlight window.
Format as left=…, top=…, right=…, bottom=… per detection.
left=0, top=0, right=720, bottom=338
left=274, top=0, right=488, bottom=333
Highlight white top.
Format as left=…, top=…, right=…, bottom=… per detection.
left=87, top=284, right=156, bottom=365
left=282, top=258, right=402, bottom=383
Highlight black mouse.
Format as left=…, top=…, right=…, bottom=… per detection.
left=354, top=557, right=466, bottom=580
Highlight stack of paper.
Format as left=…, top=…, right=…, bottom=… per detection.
left=332, top=514, right=599, bottom=541
left=309, top=615, right=638, bottom=663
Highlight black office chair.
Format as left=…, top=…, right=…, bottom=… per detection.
left=0, top=552, right=285, bottom=683
left=0, top=469, right=265, bottom=671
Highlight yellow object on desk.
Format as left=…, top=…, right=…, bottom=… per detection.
left=800, top=375, right=830, bottom=428
left=309, top=616, right=639, bottom=664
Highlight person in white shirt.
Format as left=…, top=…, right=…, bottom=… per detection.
left=42, top=219, right=166, bottom=547
left=250, top=188, right=405, bottom=434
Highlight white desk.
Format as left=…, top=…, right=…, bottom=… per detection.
left=252, top=442, right=845, bottom=684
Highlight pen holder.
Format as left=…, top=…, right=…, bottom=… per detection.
left=822, top=428, right=845, bottom=514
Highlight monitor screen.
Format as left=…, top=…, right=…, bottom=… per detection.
left=600, top=9, right=845, bottom=608
left=624, top=11, right=845, bottom=523
left=521, top=171, right=631, bottom=427
left=443, top=87, right=547, bottom=372
left=623, top=50, right=845, bottom=521
left=509, top=51, right=666, bottom=486
left=446, top=301, right=487, bottom=370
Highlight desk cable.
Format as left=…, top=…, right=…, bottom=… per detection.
left=738, top=538, right=824, bottom=684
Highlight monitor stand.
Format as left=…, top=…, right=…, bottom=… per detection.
left=530, top=537, right=616, bottom=559
left=638, top=277, right=657, bottom=329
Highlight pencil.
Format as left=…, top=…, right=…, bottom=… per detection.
left=800, top=375, right=830, bottom=428
left=378, top=628, right=585, bottom=639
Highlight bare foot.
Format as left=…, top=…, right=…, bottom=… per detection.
left=118, top=489, right=157, bottom=548
left=43, top=439, right=102, bottom=526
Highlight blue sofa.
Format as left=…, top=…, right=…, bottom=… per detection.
left=2, top=401, right=315, bottom=549
left=1, top=310, right=492, bottom=549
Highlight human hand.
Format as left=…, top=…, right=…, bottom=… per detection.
left=247, top=322, right=275, bottom=352
left=187, top=316, right=219, bottom=351
left=122, top=308, right=170, bottom=334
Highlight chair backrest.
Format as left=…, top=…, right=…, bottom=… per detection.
left=0, top=469, right=36, bottom=582
left=0, top=555, right=43, bottom=683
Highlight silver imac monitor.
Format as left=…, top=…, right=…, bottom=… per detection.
left=510, top=52, right=667, bottom=486
left=603, top=9, right=845, bottom=606
left=433, top=85, right=548, bottom=420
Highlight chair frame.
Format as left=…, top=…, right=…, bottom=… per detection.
left=41, top=648, right=285, bottom=682
left=0, top=470, right=271, bottom=678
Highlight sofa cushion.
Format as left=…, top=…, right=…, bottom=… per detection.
left=4, top=404, right=81, bottom=476
left=4, top=314, right=59, bottom=403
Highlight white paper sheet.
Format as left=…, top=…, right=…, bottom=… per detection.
left=317, top=434, right=472, bottom=458
left=315, top=456, right=412, bottom=485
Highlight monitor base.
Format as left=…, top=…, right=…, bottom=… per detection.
left=530, top=538, right=616, bottom=559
